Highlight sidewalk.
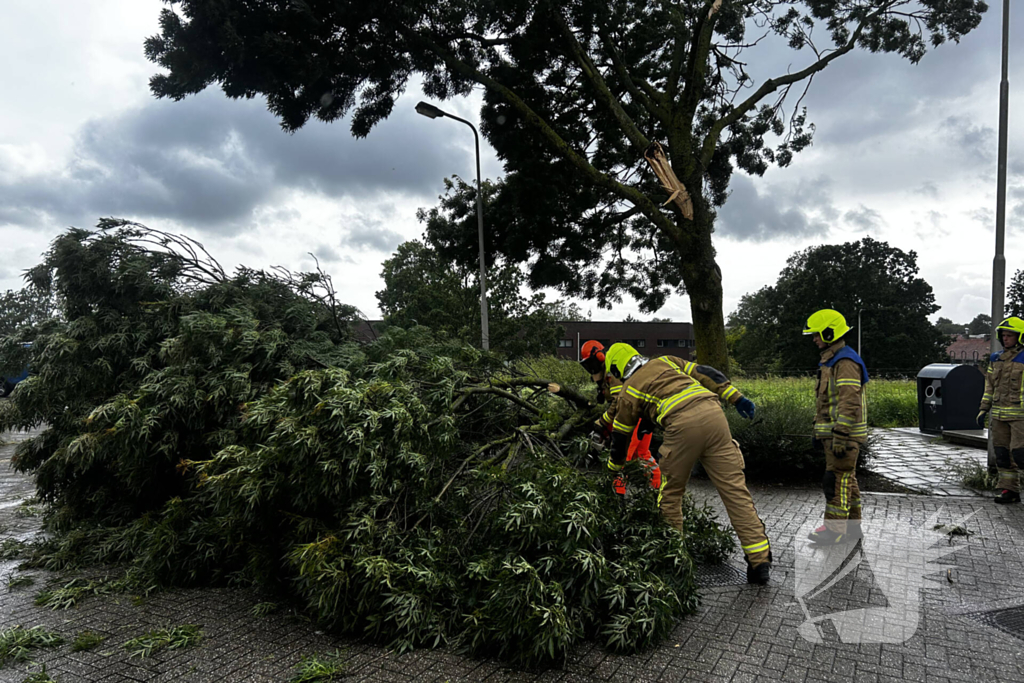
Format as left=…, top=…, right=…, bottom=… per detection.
left=2, top=427, right=1024, bottom=682
left=864, top=428, right=990, bottom=496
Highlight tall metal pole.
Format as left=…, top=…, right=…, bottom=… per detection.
left=415, top=102, right=489, bottom=351
left=858, top=308, right=863, bottom=358
left=989, top=0, right=1010, bottom=469
left=469, top=123, right=490, bottom=351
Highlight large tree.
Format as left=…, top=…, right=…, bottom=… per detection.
left=145, top=0, right=986, bottom=370
left=729, top=237, right=947, bottom=372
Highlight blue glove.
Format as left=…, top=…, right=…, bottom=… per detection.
left=735, top=397, right=756, bottom=420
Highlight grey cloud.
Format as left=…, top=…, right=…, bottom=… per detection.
left=940, top=116, right=995, bottom=164
left=313, top=243, right=342, bottom=262
left=843, top=205, right=883, bottom=231
left=0, top=90, right=470, bottom=235
left=339, top=217, right=404, bottom=253
left=970, top=207, right=994, bottom=225
left=913, top=182, right=939, bottom=199
left=716, top=174, right=836, bottom=241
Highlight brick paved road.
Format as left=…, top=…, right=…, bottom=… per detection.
left=2, top=426, right=1024, bottom=682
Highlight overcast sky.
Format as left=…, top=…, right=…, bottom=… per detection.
left=1, top=1, right=1022, bottom=327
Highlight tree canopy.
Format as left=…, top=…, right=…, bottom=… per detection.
left=144, top=0, right=987, bottom=370
left=1006, top=269, right=1024, bottom=318
left=728, top=237, right=947, bottom=373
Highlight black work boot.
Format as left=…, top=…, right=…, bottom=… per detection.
left=746, top=562, right=770, bottom=585
left=995, top=489, right=1021, bottom=504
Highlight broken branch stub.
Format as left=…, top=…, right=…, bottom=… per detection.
left=643, top=142, right=694, bottom=220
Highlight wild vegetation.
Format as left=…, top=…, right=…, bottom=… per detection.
left=0, top=222, right=732, bottom=666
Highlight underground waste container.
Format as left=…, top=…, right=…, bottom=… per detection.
left=917, top=363, right=984, bottom=434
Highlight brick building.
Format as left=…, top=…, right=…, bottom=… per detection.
left=945, top=334, right=991, bottom=366
left=554, top=321, right=696, bottom=361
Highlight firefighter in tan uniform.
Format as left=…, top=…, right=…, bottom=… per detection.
left=977, top=317, right=1024, bottom=504
left=601, top=343, right=771, bottom=585
left=580, top=340, right=661, bottom=492
left=803, top=310, right=868, bottom=545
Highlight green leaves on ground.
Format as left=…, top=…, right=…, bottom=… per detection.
left=123, top=625, right=203, bottom=659
left=0, top=626, right=63, bottom=666
left=289, top=650, right=348, bottom=682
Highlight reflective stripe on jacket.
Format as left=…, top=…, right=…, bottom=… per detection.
left=611, top=356, right=744, bottom=436
left=981, top=347, right=1024, bottom=421
left=813, top=341, right=868, bottom=443
left=599, top=376, right=623, bottom=427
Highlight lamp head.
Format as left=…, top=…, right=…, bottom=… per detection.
left=415, top=101, right=445, bottom=119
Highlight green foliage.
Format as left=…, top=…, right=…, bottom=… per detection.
left=3, top=228, right=732, bottom=667
left=0, top=287, right=56, bottom=338
left=6, top=574, right=35, bottom=591
left=123, top=625, right=202, bottom=658
left=144, top=0, right=985, bottom=368
left=725, top=378, right=916, bottom=479
left=252, top=602, right=279, bottom=618
left=71, top=631, right=106, bottom=652
left=1007, top=270, right=1024, bottom=318
left=729, top=238, right=947, bottom=372
left=0, top=540, right=29, bottom=561
left=944, top=456, right=998, bottom=491
left=34, top=578, right=124, bottom=610
left=0, top=626, right=63, bottom=666
left=21, top=667, right=56, bottom=683
left=968, top=314, right=992, bottom=336
left=376, top=236, right=566, bottom=358
left=289, top=650, right=348, bottom=682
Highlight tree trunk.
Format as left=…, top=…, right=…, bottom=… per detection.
left=677, top=205, right=730, bottom=373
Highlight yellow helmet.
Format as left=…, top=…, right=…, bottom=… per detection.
left=997, top=316, right=1024, bottom=346
left=605, top=343, right=642, bottom=380
left=802, top=309, right=851, bottom=343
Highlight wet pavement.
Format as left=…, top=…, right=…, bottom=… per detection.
left=2, top=426, right=1024, bottom=682
left=864, top=428, right=989, bottom=497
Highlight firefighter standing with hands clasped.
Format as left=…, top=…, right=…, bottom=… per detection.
left=977, top=317, right=1024, bottom=504
left=599, top=343, right=772, bottom=585
left=803, top=309, right=869, bottom=545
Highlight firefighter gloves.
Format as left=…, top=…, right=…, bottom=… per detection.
left=977, top=410, right=988, bottom=429
left=735, top=397, right=756, bottom=420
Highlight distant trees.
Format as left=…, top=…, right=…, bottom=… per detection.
left=968, top=314, right=992, bottom=336
left=376, top=240, right=573, bottom=357
left=1007, top=270, right=1024, bottom=318
left=729, top=238, right=947, bottom=372
left=0, top=286, right=56, bottom=337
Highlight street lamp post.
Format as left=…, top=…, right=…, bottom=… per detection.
left=415, top=101, right=490, bottom=351
left=989, top=0, right=1010, bottom=471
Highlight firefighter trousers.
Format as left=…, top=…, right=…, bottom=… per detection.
left=990, top=418, right=1024, bottom=492
left=658, top=399, right=771, bottom=566
left=822, top=438, right=861, bottom=533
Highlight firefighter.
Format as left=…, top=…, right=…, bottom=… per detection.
left=580, top=340, right=661, bottom=493
left=803, top=309, right=868, bottom=544
left=602, top=343, right=770, bottom=585
left=977, top=316, right=1024, bottom=504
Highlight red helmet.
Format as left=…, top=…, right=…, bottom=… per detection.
left=580, top=340, right=606, bottom=374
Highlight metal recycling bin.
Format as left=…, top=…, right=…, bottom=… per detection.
left=917, top=363, right=985, bottom=434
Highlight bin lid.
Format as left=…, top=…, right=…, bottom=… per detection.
left=917, top=363, right=959, bottom=379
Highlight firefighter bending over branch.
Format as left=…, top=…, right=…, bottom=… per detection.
left=580, top=340, right=661, bottom=494
left=977, top=316, right=1024, bottom=504
left=803, top=309, right=868, bottom=545
left=600, top=342, right=772, bottom=585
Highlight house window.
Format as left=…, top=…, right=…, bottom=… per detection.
left=557, top=339, right=573, bottom=348
left=657, top=339, right=680, bottom=348
left=622, top=339, right=646, bottom=348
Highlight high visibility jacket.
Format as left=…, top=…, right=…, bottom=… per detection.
left=598, top=375, right=623, bottom=429
left=813, top=340, right=868, bottom=443
left=980, top=346, right=1024, bottom=421
left=609, top=356, right=744, bottom=442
